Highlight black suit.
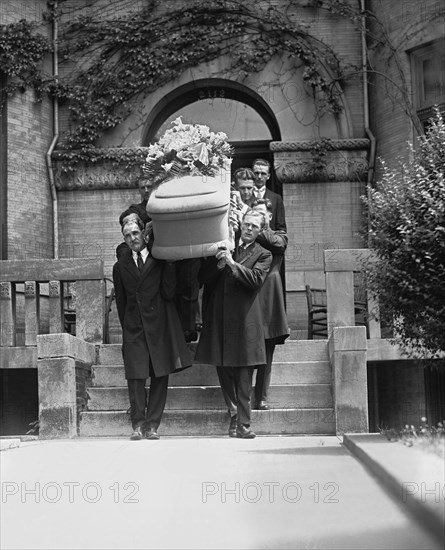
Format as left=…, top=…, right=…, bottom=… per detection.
left=113, top=249, right=191, bottom=431
left=197, top=240, right=272, bottom=429
left=264, top=188, right=287, bottom=232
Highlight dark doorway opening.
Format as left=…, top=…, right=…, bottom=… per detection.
left=0, top=369, right=39, bottom=436
left=230, top=140, right=282, bottom=197
left=367, top=360, right=445, bottom=431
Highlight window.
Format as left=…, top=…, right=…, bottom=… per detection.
left=410, top=40, right=445, bottom=131
left=154, top=98, right=272, bottom=142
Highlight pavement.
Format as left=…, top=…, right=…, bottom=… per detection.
left=0, top=434, right=443, bottom=550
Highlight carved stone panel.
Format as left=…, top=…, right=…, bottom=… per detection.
left=53, top=148, right=149, bottom=191
left=271, top=140, right=370, bottom=183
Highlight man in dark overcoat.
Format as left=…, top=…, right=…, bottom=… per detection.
left=252, top=158, right=287, bottom=232
left=196, top=210, right=272, bottom=439
left=113, top=217, right=192, bottom=440
left=252, top=199, right=289, bottom=410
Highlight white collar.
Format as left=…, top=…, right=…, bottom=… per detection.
left=132, top=247, right=149, bottom=262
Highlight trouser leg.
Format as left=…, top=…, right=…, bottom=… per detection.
left=127, top=378, right=147, bottom=430
left=255, top=340, right=275, bottom=403
left=146, top=375, right=169, bottom=430
left=175, top=259, right=200, bottom=332
left=234, top=367, right=254, bottom=427
left=216, top=366, right=237, bottom=417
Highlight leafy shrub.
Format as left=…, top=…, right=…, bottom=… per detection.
left=363, top=108, right=445, bottom=359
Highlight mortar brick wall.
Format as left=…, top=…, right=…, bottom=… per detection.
left=57, top=188, right=141, bottom=279
left=284, top=180, right=366, bottom=273
left=367, top=0, right=445, bottom=178
left=283, top=179, right=366, bottom=332
left=56, top=0, right=365, bottom=143
left=4, top=0, right=53, bottom=260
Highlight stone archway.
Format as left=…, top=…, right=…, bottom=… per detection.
left=142, top=78, right=283, bottom=195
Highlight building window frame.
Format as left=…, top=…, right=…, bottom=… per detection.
left=410, top=39, right=445, bottom=131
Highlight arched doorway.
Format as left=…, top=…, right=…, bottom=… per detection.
left=142, top=78, right=283, bottom=196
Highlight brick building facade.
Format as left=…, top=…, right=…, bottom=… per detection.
left=1, top=0, right=444, bottom=433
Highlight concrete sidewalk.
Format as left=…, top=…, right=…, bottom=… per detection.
left=0, top=435, right=442, bottom=550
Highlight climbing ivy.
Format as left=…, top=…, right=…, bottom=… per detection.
left=54, top=0, right=344, bottom=155
left=0, top=19, right=53, bottom=98
left=1, top=0, right=433, bottom=171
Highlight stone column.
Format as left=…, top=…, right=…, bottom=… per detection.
left=330, top=326, right=368, bottom=435
left=37, top=333, right=96, bottom=439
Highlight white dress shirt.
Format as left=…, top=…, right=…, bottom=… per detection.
left=254, top=186, right=266, bottom=199
left=132, top=247, right=149, bottom=268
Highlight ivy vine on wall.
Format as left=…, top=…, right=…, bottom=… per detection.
left=4, top=0, right=408, bottom=173
left=0, top=19, right=53, bottom=98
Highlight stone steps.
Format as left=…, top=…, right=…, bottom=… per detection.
left=91, top=361, right=331, bottom=386
left=80, top=408, right=336, bottom=437
left=87, top=384, right=333, bottom=410
left=96, top=340, right=330, bottom=365
left=79, top=340, right=336, bottom=436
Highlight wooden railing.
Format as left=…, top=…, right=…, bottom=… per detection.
left=0, top=259, right=105, bottom=346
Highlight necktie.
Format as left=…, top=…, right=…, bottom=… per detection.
left=238, top=243, right=248, bottom=258
left=137, top=251, right=144, bottom=272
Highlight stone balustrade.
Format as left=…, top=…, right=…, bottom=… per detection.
left=0, top=259, right=105, bottom=438
left=0, top=259, right=105, bottom=345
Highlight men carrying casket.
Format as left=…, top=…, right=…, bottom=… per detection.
left=196, top=210, right=272, bottom=439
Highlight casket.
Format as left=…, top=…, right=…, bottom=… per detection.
left=146, top=171, right=233, bottom=260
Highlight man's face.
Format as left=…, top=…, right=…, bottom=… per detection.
left=241, top=214, right=263, bottom=244
left=237, top=179, right=255, bottom=204
left=253, top=165, right=270, bottom=189
left=138, top=180, right=153, bottom=202
left=123, top=222, right=145, bottom=252
left=253, top=204, right=272, bottom=227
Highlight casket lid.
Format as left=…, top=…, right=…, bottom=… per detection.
left=147, top=174, right=230, bottom=215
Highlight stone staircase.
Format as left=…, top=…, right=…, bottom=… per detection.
left=80, top=340, right=336, bottom=436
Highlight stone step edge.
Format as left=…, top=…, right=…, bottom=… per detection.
left=82, top=407, right=334, bottom=414
left=92, top=361, right=331, bottom=368
left=88, top=383, right=332, bottom=390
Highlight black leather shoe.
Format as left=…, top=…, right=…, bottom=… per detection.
left=130, top=427, right=144, bottom=440
left=145, top=428, right=160, bottom=440
left=228, top=415, right=237, bottom=437
left=236, top=425, right=256, bottom=439
left=257, top=401, right=270, bottom=410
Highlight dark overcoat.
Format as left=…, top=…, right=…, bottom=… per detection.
left=256, top=229, right=290, bottom=344
left=196, top=242, right=272, bottom=367
left=113, top=252, right=192, bottom=379
left=264, top=188, right=287, bottom=232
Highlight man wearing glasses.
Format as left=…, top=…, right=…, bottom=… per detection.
left=252, top=158, right=287, bottom=232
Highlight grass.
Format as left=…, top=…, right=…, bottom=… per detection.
left=381, top=418, right=445, bottom=459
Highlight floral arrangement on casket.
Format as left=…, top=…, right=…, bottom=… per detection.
left=143, top=118, right=234, bottom=260
left=142, top=117, right=233, bottom=185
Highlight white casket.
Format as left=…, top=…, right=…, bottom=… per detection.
left=146, top=168, right=233, bottom=260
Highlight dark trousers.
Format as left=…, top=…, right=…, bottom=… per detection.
left=127, top=375, right=169, bottom=431
left=174, top=259, right=201, bottom=331
left=217, top=366, right=254, bottom=427
left=254, top=340, right=276, bottom=404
